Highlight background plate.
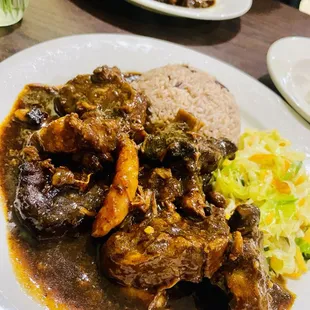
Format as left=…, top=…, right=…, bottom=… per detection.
left=0, top=34, right=309, bottom=310
left=126, top=0, right=253, bottom=20
left=267, top=36, right=310, bottom=123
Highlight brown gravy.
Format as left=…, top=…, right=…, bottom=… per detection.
left=0, top=91, right=228, bottom=310
left=0, top=80, right=293, bottom=310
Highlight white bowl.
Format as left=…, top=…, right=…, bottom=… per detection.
left=267, top=36, right=310, bottom=123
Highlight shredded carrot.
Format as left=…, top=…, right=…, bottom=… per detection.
left=249, top=154, right=275, bottom=166
left=279, top=141, right=288, bottom=147
left=298, top=198, right=306, bottom=207
left=284, top=159, right=291, bottom=174
left=265, top=212, right=275, bottom=225
left=272, top=178, right=291, bottom=194
left=285, top=248, right=308, bottom=279
left=295, top=175, right=306, bottom=186
left=304, top=229, right=310, bottom=243
left=296, top=247, right=308, bottom=273
left=284, top=272, right=302, bottom=279
left=270, top=256, right=283, bottom=273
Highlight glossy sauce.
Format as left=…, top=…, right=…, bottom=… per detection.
left=0, top=90, right=228, bottom=310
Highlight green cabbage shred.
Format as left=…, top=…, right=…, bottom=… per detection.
left=213, top=130, right=310, bottom=277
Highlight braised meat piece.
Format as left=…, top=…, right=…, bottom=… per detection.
left=181, top=173, right=210, bottom=218
left=13, top=84, right=58, bottom=127
left=14, top=160, right=106, bottom=239
left=14, top=66, right=149, bottom=239
left=206, top=191, right=227, bottom=209
left=71, top=111, right=123, bottom=161
left=139, top=167, right=183, bottom=210
left=101, top=205, right=229, bottom=291
left=174, top=109, right=204, bottom=132
left=228, top=204, right=261, bottom=237
left=36, top=113, right=81, bottom=153
left=51, top=166, right=91, bottom=191
left=15, top=107, right=48, bottom=127
left=36, top=65, right=150, bottom=157
left=142, top=122, right=236, bottom=218
left=55, top=68, right=122, bottom=115
left=138, top=165, right=213, bottom=219
left=36, top=112, right=122, bottom=160
left=142, top=122, right=236, bottom=174
left=55, top=66, right=148, bottom=140
left=212, top=204, right=294, bottom=310
left=72, top=152, right=104, bottom=172
left=269, top=282, right=294, bottom=310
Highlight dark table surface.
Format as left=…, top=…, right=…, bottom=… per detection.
left=0, top=0, right=310, bottom=85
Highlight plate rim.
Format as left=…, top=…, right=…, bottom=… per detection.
left=125, top=0, right=253, bottom=20
left=0, top=32, right=297, bottom=107
left=0, top=32, right=306, bottom=123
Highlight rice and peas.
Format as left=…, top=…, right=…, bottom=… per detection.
left=133, top=64, right=310, bottom=278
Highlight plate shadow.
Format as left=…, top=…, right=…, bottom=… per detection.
left=69, top=0, right=241, bottom=46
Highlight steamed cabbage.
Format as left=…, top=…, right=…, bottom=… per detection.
left=214, top=130, right=310, bottom=277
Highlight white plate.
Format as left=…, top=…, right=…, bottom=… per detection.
left=267, top=36, right=310, bottom=123
left=126, top=0, right=252, bottom=20
left=0, top=34, right=309, bottom=310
